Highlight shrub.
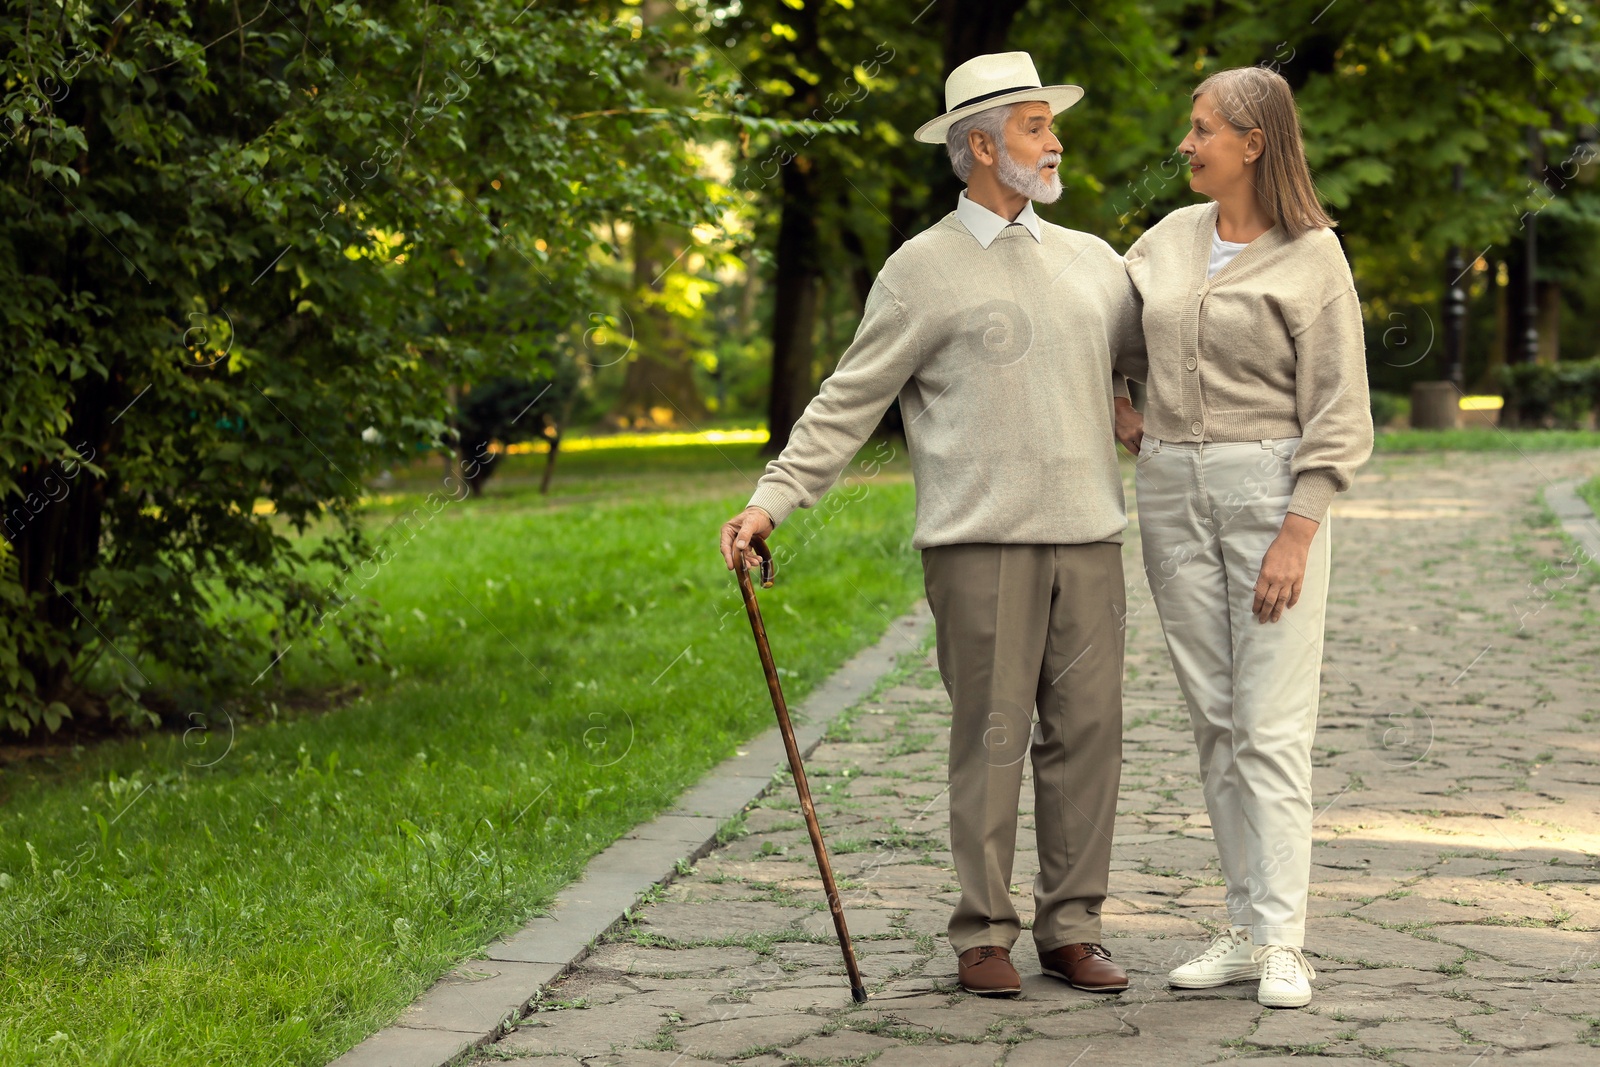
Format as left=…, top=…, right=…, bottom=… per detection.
left=1498, top=359, right=1600, bottom=428
left=1370, top=390, right=1411, bottom=429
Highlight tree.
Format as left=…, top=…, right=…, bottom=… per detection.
left=0, top=0, right=732, bottom=733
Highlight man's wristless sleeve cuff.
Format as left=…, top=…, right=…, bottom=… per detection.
left=747, top=486, right=798, bottom=527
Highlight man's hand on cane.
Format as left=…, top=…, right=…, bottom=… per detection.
left=720, top=505, right=775, bottom=571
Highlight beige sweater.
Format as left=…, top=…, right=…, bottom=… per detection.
left=748, top=212, right=1145, bottom=550
left=1121, top=201, right=1373, bottom=522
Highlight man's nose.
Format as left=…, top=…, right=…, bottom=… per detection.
left=1047, top=131, right=1063, bottom=154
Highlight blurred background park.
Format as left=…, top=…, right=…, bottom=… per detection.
left=2, top=0, right=1598, bottom=1063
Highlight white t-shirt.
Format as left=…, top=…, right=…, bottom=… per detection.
left=1208, top=230, right=1249, bottom=277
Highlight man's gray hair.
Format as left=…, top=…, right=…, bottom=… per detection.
left=945, top=103, right=1014, bottom=181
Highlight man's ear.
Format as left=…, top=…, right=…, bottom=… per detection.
left=969, top=127, right=998, bottom=168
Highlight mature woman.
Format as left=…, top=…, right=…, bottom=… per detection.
left=1116, top=66, right=1373, bottom=1009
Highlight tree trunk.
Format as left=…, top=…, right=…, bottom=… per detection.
left=11, top=361, right=118, bottom=713
left=540, top=435, right=560, bottom=495
left=614, top=219, right=706, bottom=428
left=1536, top=281, right=1560, bottom=365
left=762, top=158, right=822, bottom=456
left=611, top=0, right=706, bottom=430
left=1479, top=257, right=1507, bottom=394
left=1504, top=248, right=1531, bottom=367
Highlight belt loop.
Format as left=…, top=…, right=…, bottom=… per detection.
left=1150, top=437, right=1163, bottom=454
left=1259, top=438, right=1275, bottom=448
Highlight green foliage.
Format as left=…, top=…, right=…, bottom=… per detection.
left=456, top=371, right=579, bottom=494
left=1498, top=358, right=1600, bottom=427
left=0, top=0, right=733, bottom=733
left=1370, top=389, right=1412, bottom=430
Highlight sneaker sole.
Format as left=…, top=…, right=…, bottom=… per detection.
left=1040, top=966, right=1129, bottom=993
left=1166, top=967, right=1262, bottom=989
left=1258, top=988, right=1312, bottom=1008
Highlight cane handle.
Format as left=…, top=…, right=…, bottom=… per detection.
left=746, top=532, right=774, bottom=588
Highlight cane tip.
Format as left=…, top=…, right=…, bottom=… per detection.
left=851, top=986, right=868, bottom=1004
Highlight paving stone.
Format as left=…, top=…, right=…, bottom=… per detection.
left=1319, top=968, right=1448, bottom=989
left=639, top=900, right=810, bottom=942
left=871, top=1044, right=1006, bottom=1067
left=1471, top=984, right=1600, bottom=1016
left=583, top=1056, right=702, bottom=1067
left=1020, top=1006, right=1136, bottom=1038
left=1307, top=917, right=1464, bottom=969
left=743, top=984, right=859, bottom=1014
left=397, top=960, right=559, bottom=1032
left=801, top=907, right=900, bottom=938
left=849, top=1005, right=1018, bottom=1040
left=326, top=1027, right=480, bottom=1067
left=580, top=944, right=762, bottom=978
left=1358, top=1019, right=1477, bottom=1051
left=499, top=999, right=677, bottom=1056
left=1428, top=925, right=1600, bottom=971
left=1111, top=998, right=1263, bottom=1040
left=775, top=1029, right=901, bottom=1060
left=669, top=1012, right=829, bottom=1058
left=1245, top=1008, right=1360, bottom=1051
left=1352, top=895, right=1496, bottom=926
left=1003, top=1037, right=1226, bottom=1067
left=1453, top=1012, right=1594, bottom=1050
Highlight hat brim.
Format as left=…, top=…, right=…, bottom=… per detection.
left=913, top=85, right=1084, bottom=144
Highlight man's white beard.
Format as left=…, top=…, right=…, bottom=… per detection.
left=998, top=146, right=1062, bottom=204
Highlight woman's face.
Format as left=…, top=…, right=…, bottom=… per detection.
left=1179, top=92, right=1256, bottom=198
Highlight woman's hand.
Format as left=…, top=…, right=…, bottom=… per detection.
left=1252, top=513, right=1319, bottom=623
left=1114, top=397, right=1144, bottom=456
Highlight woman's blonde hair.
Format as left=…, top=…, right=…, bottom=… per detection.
left=1192, top=67, right=1334, bottom=240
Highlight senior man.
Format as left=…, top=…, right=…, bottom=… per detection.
left=718, top=52, right=1146, bottom=997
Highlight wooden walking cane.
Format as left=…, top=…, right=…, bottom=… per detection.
left=733, top=532, right=868, bottom=1004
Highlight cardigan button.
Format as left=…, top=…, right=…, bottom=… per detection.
left=1190, top=421, right=1202, bottom=435
left=1185, top=357, right=1198, bottom=370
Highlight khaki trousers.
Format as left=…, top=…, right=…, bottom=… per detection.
left=1134, top=435, right=1331, bottom=947
left=921, top=541, right=1126, bottom=954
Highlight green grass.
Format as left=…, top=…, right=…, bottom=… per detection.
left=1373, top=427, right=1600, bottom=452
left=1580, top=473, right=1600, bottom=517
left=0, top=439, right=922, bottom=1067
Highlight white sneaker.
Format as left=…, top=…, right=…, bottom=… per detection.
left=1167, top=927, right=1260, bottom=988
left=1254, top=944, right=1316, bottom=1008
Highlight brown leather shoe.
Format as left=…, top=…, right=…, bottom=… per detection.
left=1039, top=942, right=1129, bottom=992
left=957, top=945, right=1022, bottom=997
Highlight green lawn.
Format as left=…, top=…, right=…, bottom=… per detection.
left=0, top=439, right=923, bottom=1067
left=1373, top=427, right=1600, bottom=452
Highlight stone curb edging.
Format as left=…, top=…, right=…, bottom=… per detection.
left=1548, top=477, right=1600, bottom=564
left=327, top=600, right=935, bottom=1067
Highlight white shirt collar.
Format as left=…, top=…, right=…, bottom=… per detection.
left=956, top=190, right=1042, bottom=249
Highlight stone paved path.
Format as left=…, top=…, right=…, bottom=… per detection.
left=475, top=451, right=1600, bottom=1067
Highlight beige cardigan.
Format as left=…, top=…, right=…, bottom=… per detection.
left=1121, top=201, right=1373, bottom=522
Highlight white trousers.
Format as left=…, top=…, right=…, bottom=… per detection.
left=1134, top=435, right=1331, bottom=946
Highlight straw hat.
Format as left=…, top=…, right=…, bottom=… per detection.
left=913, top=51, right=1083, bottom=145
